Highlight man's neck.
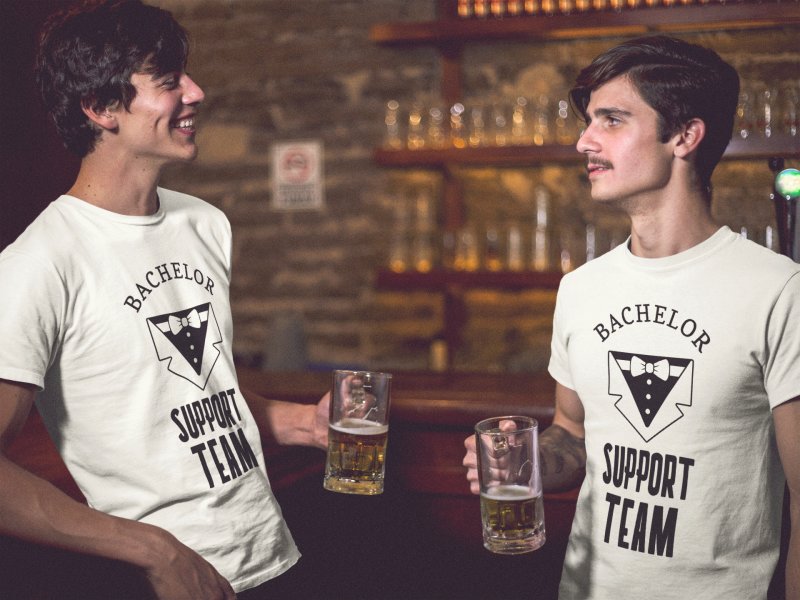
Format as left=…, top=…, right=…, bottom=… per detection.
left=627, top=191, right=720, bottom=258
left=67, top=151, right=162, bottom=216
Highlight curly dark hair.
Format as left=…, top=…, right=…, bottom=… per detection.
left=570, top=35, right=740, bottom=198
left=35, top=0, right=189, bottom=157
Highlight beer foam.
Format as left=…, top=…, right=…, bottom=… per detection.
left=331, top=418, right=388, bottom=435
left=482, top=484, right=538, bottom=501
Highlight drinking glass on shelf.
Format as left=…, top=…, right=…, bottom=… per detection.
left=549, top=0, right=567, bottom=15
left=531, top=185, right=551, bottom=271
left=427, top=104, right=448, bottom=149
left=585, top=223, right=597, bottom=263
left=484, top=224, right=504, bottom=272
left=524, top=0, right=541, bottom=14
left=511, top=96, right=533, bottom=145
left=555, top=97, right=577, bottom=145
left=407, top=101, right=426, bottom=150
left=755, top=83, right=778, bottom=138
left=736, top=85, right=756, bottom=140
left=490, top=0, right=507, bottom=17
left=441, top=230, right=457, bottom=270
left=388, top=230, right=409, bottom=273
left=455, top=227, right=480, bottom=271
left=383, top=99, right=404, bottom=150
left=533, top=94, right=552, bottom=146
left=468, top=103, right=488, bottom=148
left=413, top=233, right=435, bottom=273
left=491, top=99, right=512, bottom=147
left=506, top=224, right=525, bottom=272
left=779, top=81, right=799, bottom=137
left=387, top=199, right=410, bottom=272
left=507, top=0, right=525, bottom=14
left=450, top=102, right=468, bottom=149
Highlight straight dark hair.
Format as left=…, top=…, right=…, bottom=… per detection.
left=570, top=35, right=740, bottom=199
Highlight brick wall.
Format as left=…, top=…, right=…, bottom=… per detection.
left=158, top=0, right=799, bottom=372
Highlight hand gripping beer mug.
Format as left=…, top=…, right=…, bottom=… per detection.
left=475, top=416, right=546, bottom=554
left=324, top=370, right=392, bottom=495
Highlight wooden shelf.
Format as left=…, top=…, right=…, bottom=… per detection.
left=374, top=144, right=581, bottom=167
left=375, top=268, right=563, bottom=291
left=370, top=4, right=799, bottom=369
left=370, top=4, right=800, bottom=45
left=374, top=134, right=800, bottom=168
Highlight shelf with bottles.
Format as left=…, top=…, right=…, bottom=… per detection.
left=378, top=80, right=800, bottom=168
left=380, top=183, right=620, bottom=291
left=375, top=268, right=563, bottom=291
left=370, top=3, right=800, bottom=46
left=375, top=134, right=800, bottom=167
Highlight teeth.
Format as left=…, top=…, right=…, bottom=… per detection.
left=174, top=118, right=194, bottom=128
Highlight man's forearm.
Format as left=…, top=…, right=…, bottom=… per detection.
left=0, top=454, right=170, bottom=571
left=539, top=424, right=586, bottom=493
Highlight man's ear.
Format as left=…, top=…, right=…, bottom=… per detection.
left=673, top=118, right=706, bottom=158
left=80, top=98, right=118, bottom=131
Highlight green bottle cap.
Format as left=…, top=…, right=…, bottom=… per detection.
left=775, top=168, right=800, bottom=200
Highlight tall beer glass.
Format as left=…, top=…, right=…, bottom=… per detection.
left=324, top=370, right=392, bottom=495
left=475, top=415, right=546, bottom=554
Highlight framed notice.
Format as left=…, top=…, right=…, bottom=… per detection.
left=271, top=140, right=324, bottom=211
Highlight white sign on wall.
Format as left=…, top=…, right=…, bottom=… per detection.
left=271, top=140, right=324, bottom=211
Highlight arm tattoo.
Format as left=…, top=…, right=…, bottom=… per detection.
left=539, top=424, right=586, bottom=492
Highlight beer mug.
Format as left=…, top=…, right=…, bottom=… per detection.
left=323, top=370, right=392, bottom=495
left=475, top=416, right=546, bottom=554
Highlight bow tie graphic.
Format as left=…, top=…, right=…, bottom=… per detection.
left=168, top=309, right=201, bottom=335
left=630, top=356, right=670, bottom=381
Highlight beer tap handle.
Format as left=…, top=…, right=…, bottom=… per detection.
left=773, top=168, right=800, bottom=261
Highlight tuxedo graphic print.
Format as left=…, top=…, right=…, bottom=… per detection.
left=608, top=351, right=694, bottom=442
left=147, top=303, right=222, bottom=389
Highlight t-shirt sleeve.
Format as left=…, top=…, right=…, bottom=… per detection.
left=764, top=271, right=800, bottom=409
left=547, top=281, right=574, bottom=391
left=0, top=250, right=65, bottom=389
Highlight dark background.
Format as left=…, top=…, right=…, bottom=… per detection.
left=1, top=0, right=80, bottom=250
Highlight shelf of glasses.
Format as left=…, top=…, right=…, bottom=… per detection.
left=370, top=4, right=800, bottom=45
left=375, top=268, right=564, bottom=291
left=374, top=134, right=800, bottom=168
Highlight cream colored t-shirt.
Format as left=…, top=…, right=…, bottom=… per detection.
left=0, top=189, right=300, bottom=592
left=549, top=227, right=800, bottom=599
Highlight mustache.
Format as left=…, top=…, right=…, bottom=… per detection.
left=587, top=157, right=613, bottom=170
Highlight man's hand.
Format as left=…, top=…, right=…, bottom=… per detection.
left=463, top=434, right=480, bottom=495
left=463, top=419, right=517, bottom=495
left=143, top=527, right=236, bottom=600
left=311, top=391, right=330, bottom=450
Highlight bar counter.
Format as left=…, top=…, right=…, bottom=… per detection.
left=6, top=368, right=576, bottom=599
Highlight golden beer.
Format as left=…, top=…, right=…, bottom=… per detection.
left=323, top=418, right=388, bottom=495
left=480, top=484, right=546, bottom=554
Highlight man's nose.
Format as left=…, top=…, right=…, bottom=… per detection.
left=182, top=74, right=205, bottom=105
left=576, top=122, right=597, bottom=154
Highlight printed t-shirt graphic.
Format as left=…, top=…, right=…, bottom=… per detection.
left=608, top=351, right=694, bottom=443
left=147, top=302, right=222, bottom=389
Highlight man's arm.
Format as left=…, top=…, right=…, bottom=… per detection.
left=774, top=397, right=800, bottom=600
left=242, top=387, right=330, bottom=450
left=538, top=383, right=586, bottom=492
left=464, top=382, right=586, bottom=494
left=0, top=379, right=235, bottom=600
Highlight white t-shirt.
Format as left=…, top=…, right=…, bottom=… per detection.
left=0, top=190, right=299, bottom=592
left=549, top=227, right=800, bottom=600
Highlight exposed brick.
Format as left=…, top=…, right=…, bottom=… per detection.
left=157, top=1, right=798, bottom=372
